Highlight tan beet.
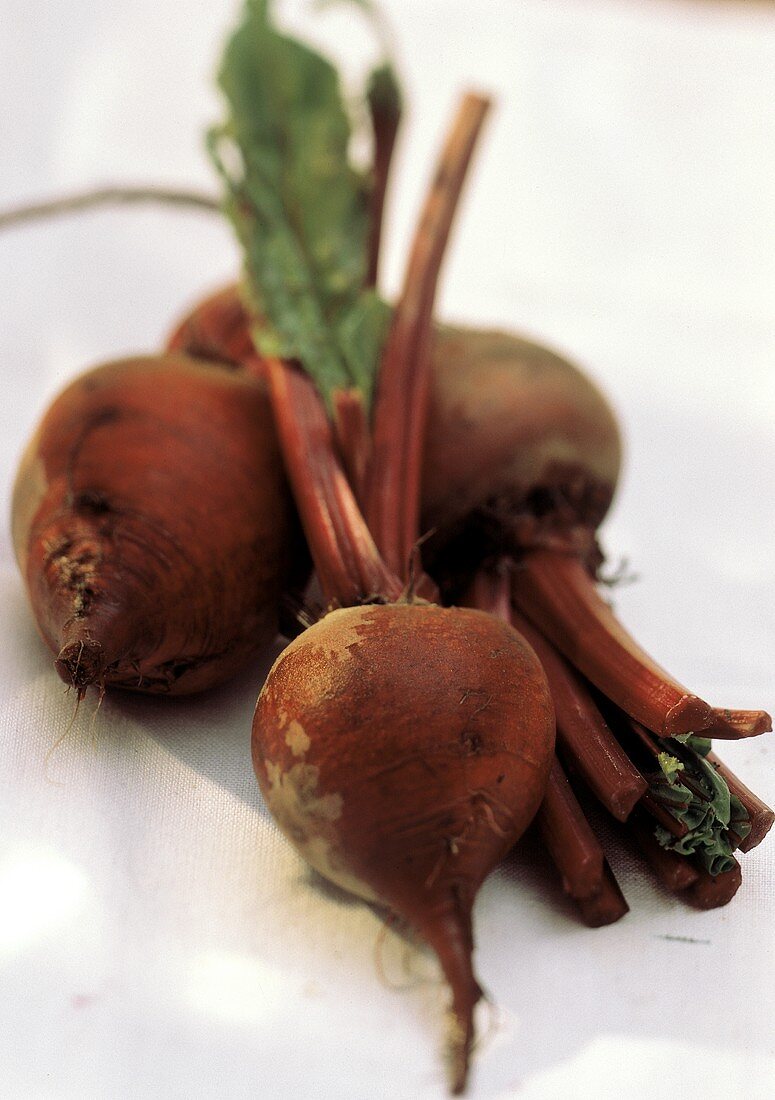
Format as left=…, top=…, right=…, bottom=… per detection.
left=252, top=601, right=555, bottom=1092
left=13, top=353, right=299, bottom=694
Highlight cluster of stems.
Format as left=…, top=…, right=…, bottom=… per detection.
left=464, top=563, right=771, bottom=922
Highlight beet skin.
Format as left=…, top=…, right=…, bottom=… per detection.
left=13, top=353, right=300, bottom=694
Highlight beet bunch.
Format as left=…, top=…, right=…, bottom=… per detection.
left=8, top=0, right=772, bottom=1092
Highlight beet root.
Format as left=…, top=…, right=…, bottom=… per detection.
left=421, top=325, right=622, bottom=581
left=13, top=353, right=301, bottom=695
left=252, top=601, right=555, bottom=1091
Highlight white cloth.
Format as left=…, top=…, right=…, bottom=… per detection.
left=1, top=2, right=773, bottom=1097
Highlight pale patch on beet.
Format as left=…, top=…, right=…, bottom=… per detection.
left=264, top=760, right=343, bottom=826
left=263, top=759, right=378, bottom=901
left=282, top=606, right=370, bottom=664
left=284, top=719, right=311, bottom=757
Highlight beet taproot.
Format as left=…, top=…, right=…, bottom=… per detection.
left=12, top=353, right=301, bottom=695
left=252, top=599, right=554, bottom=1091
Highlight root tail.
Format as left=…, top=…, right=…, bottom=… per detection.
left=55, top=636, right=105, bottom=695
left=423, top=897, right=481, bottom=1094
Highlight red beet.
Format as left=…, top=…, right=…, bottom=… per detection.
left=253, top=600, right=554, bottom=1091
left=421, top=324, right=622, bottom=573
left=12, top=353, right=301, bottom=694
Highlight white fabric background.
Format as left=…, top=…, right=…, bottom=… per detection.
left=1, top=1, right=773, bottom=1097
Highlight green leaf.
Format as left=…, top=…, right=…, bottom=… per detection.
left=210, top=0, right=393, bottom=408
left=649, top=736, right=750, bottom=876
left=336, top=290, right=391, bottom=406
left=657, top=752, right=683, bottom=781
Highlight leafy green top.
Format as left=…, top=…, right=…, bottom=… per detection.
left=650, top=735, right=750, bottom=875
left=209, top=0, right=393, bottom=409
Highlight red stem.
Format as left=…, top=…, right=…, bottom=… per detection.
left=366, top=92, right=491, bottom=580
left=536, top=756, right=606, bottom=900
left=628, top=812, right=700, bottom=892
left=638, top=792, right=689, bottom=838
left=604, top=711, right=770, bottom=850
left=264, top=358, right=402, bottom=606
left=512, top=549, right=714, bottom=736
left=332, top=388, right=371, bottom=507
left=366, top=77, right=402, bottom=288
left=705, top=708, right=772, bottom=739
left=510, top=606, right=647, bottom=822
left=461, top=564, right=512, bottom=623
left=706, top=752, right=775, bottom=852
left=684, top=858, right=742, bottom=910
left=576, top=861, right=629, bottom=927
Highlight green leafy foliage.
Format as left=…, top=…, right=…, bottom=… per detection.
left=651, top=735, right=750, bottom=875
left=210, top=0, right=393, bottom=408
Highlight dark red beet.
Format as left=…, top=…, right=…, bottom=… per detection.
left=421, top=325, right=622, bottom=574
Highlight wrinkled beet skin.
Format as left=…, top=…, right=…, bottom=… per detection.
left=13, top=354, right=300, bottom=694
left=252, top=602, right=555, bottom=922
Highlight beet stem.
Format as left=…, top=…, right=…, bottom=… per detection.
left=332, top=388, right=371, bottom=507
left=366, top=92, right=491, bottom=581
left=705, top=708, right=772, bottom=739
left=512, top=549, right=713, bottom=736
left=576, top=860, right=629, bottom=927
left=639, top=792, right=689, bottom=838
left=366, top=75, right=402, bottom=288
left=628, top=811, right=700, bottom=893
left=264, top=359, right=402, bottom=605
left=510, top=606, right=648, bottom=822
left=536, top=756, right=606, bottom=900
left=684, top=857, right=742, bottom=910
left=706, top=752, right=775, bottom=852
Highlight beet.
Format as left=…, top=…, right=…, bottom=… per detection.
left=253, top=599, right=554, bottom=1091
left=421, top=325, right=622, bottom=581
left=12, top=353, right=301, bottom=695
